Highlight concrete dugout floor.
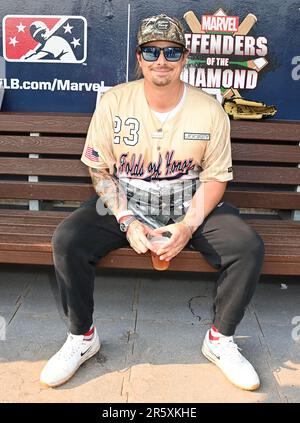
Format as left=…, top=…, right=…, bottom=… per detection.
left=0, top=265, right=300, bottom=403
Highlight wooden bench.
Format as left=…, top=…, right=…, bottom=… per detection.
left=0, top=112, right=299, bottom=275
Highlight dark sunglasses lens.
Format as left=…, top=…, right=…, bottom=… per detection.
left=164, top=47, right=183, bottom=61
left=141, top=47, right=160, bottom=61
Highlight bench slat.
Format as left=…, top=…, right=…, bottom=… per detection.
left=0, top=215, right=299, bottom=233
left=230, top=120, right=300, bottom=141
left=0, top=215, right=67, bottom=225
left=0, top=234, right=52, bottom=243
left=1, top=226, right=299, bottom=246
left=224, top=191, right=300, bottom=209
left=0, top=249, right=299, bottom=275
left=231, top=143, right=300, bottom=163
left=0, top=223, right=291, bottom=236
left=0, top=157, right=89, bottom=177
left=0, top=224, right=56, bottom=234
left=1, top=114, right=299, bottom=141
left=0, top=209, right=69, bottom=218
left=0, top=236, right=299, bottom=254
left=233, top=165, right=300, bottom=185
left=0, top=214, right=298, bottom=232
left=1, top=182, right=300, bottom=209
left=0, top=181, right=94, bottom=201
left=1, top=224, right=299, bottom=251
left=0, top=136, right=85, bottom=154
left=0, top=113, right=91, bottom=134
left=0, top=241, right=299, bottom=264
left=1, top=136, right=299, bottom=163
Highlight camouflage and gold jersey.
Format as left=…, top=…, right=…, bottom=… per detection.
left=81, top=78, right=233, bottom=184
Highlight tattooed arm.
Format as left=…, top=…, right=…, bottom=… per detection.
left=88, top=167, right=128, bottom=217
left=88, top=167, right=156, bottom=253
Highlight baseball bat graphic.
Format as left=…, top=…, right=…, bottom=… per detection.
left=187, top=59, right=206, bottom=65
left=228, top=13, right=257, bottom=97
left=221, top=87, right=242, bottom=99
left=184, top=10, right=203, bottom=33
left=234, top=13, right=257, bottom=36
left=230, top=57, right=268, bottom=71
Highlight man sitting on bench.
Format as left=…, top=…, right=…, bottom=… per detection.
left=40, top=13, right=264, bottom=391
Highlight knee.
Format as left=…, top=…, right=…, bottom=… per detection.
left=52, top=220, right=81, bottom=257
left=238, top=227, right=265, bottom=261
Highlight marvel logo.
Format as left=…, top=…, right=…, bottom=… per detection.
left=201, top=15, right=239, bottom=32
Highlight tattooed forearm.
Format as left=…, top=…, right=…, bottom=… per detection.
left=89, top=167, right=128, bottom=215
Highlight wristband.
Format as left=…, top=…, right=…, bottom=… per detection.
left=116, top=210, right=134, bottom=223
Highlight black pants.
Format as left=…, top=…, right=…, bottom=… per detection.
left=52, top=195, right=264, bottom=336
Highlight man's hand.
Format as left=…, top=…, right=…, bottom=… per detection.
left=126, top=220, right=157, bottom=254
left=151, top=222, right=192, bottom=261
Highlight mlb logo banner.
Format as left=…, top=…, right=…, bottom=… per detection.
left=3, top=15, right=87, bottom=63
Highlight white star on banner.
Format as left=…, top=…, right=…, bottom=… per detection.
left=16, top=22, right=26, bottom=32
left=71, top=37, right=81, bottom=48
left=9, top=36, right=18, bottom=47
left=63, top=23, right=73, bottom=34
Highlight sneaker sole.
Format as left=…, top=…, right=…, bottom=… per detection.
left=40, top=341, right=101, bottom=388
left=201, top=341, right=260, bottom=391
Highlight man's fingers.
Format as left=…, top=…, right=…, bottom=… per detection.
left=156, top=232, right=180, bottom=254
left=136, top=230, right=153, bottom=252
left=144, top=238, right=156, bottom=252
left=145, top=227, right=158, bottom=237
left=159, top=249, right=180, bottom=261
left=152, top=226, right=169, bottom=235
left=156, top=240, right=174, bottom=255
left=137, top=236, right=149, bottom=253
left=130, top=234, right=150, bottom=254
left=131, top=243, right=144, bottom=254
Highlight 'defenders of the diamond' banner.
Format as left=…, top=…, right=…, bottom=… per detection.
left=181, top=9, right=268, bottom=103
left=0, top=0, right=299, bottom=119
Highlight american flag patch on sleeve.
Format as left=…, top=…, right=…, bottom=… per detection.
left=84, top=146, right=100, bottom=162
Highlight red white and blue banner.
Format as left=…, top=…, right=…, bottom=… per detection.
left=3, top=15, right=87, bottom=63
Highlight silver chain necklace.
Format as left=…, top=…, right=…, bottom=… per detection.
left=149, top=109, right=173, bottom=139
left=147, top=84, right=183, bottom=139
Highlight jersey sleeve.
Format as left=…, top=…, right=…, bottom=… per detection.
left=199, top=101, right=233, bottom=182
left=81, top=93, right=116, bottom=173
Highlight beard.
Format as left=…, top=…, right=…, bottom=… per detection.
left=152, top=76, right=171, bottom=86
left=151, top=69, right=173, bottom=86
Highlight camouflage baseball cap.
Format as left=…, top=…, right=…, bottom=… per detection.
left=137, top=14, right=186, bottom=48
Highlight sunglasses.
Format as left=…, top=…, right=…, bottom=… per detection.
left=139, top=46, right=185, bottom=62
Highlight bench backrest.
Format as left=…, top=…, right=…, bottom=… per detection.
left=0, top=112, right=299, bottom=218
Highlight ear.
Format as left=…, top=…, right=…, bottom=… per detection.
left=185, top=48, right=190, bottom=56
left=183, top=48, right=190, bottom=65
left=136, top=50, right=142, bottom=66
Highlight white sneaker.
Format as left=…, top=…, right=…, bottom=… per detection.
left=201, top=330, right=260, bottom=391
left=40, top=328, right=100, bottom=387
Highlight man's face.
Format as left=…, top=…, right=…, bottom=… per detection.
left=136, top=40, right=189, bottom=87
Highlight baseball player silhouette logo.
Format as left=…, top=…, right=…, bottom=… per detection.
left=2, top=15, right=87, bottom=63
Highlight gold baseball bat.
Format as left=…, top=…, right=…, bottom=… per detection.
left=183, top=10, right=203, bottom=33
left=234, top=13, right=257, bottom=36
